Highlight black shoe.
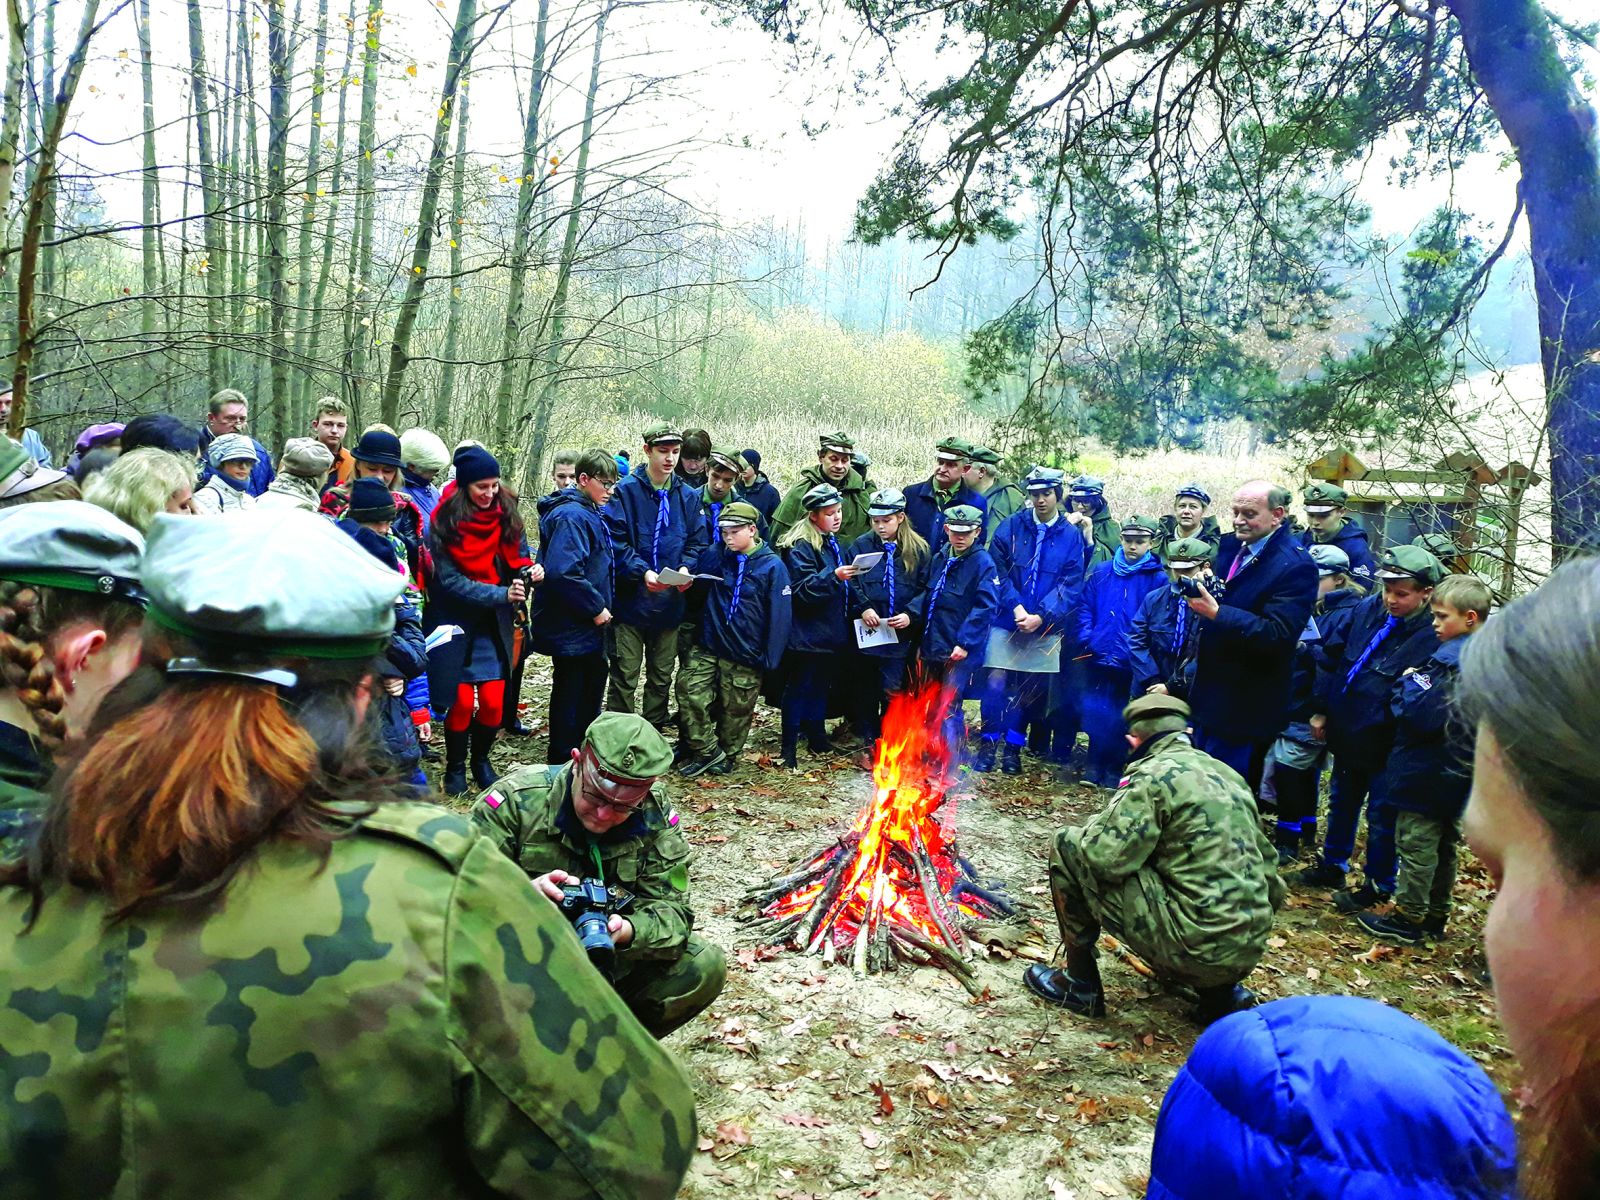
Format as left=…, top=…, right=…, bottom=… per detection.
left=1189, top=983, right=1258, bottom=1026
left=1001, top=744, right=1022, bottom=775
left=1333, top=882, right=1389, bottom=915
left=1422, top=916, right=1447, bottom=939
left=1022, top=964, right=1107, bottom=1017
left=1356, top=910, right=1427, bottom=946
left=442, top=729, right=470, bottom=797
left=677, top=749, right=727, bottom=779
left=1274, top=829, right=1303, bottom=868
left=502, top=716, right=533, bottom=737
left=806, top=737, right=833, bottom=755
left=1290, top=861, right=1345, bottom=889
left=469, top=725, right=500, bottom=789
left=708, top=755, right=735, bottom=776
left=972, top=740, right=998, bottom=773
left=780, top=750, right=799, bottom=770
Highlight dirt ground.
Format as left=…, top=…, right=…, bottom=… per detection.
left=442, top=670, right=1515, bottom=1200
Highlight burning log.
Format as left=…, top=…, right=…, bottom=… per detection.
left=744, top=683, right=1016, bottom=986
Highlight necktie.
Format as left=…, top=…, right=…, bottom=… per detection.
left=1226, top=546, right=1247, bottom=582
left=826, top=535, right=846, bottom=620
left=1175, top=596, right=1190, bottom=656
left=651, top=489, right=670, bottom=570
left=727, top=553, right=748, bottom=620
left=709, top=500, right=722, bottom=530
left=926, top=554, right=955, bottom=622
left=883, top=540, right=897, bottom=615
left=1343, top=615, right=1399, bottom=689
left=1025, top=522, right=1047, bottom=605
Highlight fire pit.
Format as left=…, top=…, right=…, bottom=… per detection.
left=741, top=684, right=1017, bottom=992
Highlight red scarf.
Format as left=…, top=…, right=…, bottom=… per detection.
left=438, top=480, right=531, bottom=584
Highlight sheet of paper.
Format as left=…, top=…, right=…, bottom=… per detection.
left=425, top=624, right=464, bottom=651
left=657, top=567, right=723, bottom=586
left=854, top=618, right=899, bottom=649
left=850, top=551, right=885, bottom=572
left=1298, top=615, right=1321, bottom=643
left=985, top=627, right=1062, bottom=673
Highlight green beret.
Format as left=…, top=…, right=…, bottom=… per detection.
left=584, top=711, right=673, bottom=779
left=968, top=446, right=1002, bottom=467
left=0, top=500, right=146, bottom=605
left=1376, top=544, right=1444, bottom=586
left=942, top=504, right=983, bottom=531
left=642, top=424, right=682, bottom=446
left=819, top=431, right=855, bottom=454
left=1122, top=692, right=1191, bottom=730
left=936, top=437, right=974, bottom=461
left=1164, top=537, right=1217, bottom=568
left=1121, top=514, right=1160, bottom=537
left=717, top=500, right=760, bottom=527
left=1303, top=481, right=1348, bottom=511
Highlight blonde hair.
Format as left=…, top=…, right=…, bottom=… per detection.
left=1433, top=573, right=1493, bottom=619
left=313, top=396, right=348, bottom=420
left=872, top=511, right=929, bottom=572
left=362, top=423, right=397, bottom=437
left=83, top=448, right=196, bottom=533
left=779, top=515, right=828, bottom=553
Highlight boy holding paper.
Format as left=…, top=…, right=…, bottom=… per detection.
left=848, top=488, right=931, bottom=764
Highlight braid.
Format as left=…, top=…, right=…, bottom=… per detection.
left=0, top=581, right=69, bottom=748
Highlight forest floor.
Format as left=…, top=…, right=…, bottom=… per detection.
left=438, top=672, right=1514, bottom=1200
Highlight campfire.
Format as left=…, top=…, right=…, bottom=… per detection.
left=742, top=684, right=1015, bottom=992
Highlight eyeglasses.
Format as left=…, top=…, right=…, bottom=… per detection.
left=577, top=752, right=651, bottom=811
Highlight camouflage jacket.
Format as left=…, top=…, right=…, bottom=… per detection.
left=0, top=801, right=696, bottom=1199
left=470, top=764, right=695, bottom=966
left=1076, top=732, right=1285, bottom=967
left=0, top=721, right=46, bottom=859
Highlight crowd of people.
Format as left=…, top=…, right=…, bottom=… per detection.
left=0, top=387, right=1595, bottom=1198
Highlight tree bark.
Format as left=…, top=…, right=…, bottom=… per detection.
left=0, top=0, right=26, bottom=238
left=348, top=0, right=381, bottom=413
left=290, top=0, right=330, bottom=430
left=185, top=0, right=227, bottom=386
left=136, top=0, right=160, bottom=336
left=435, top=66, right=473, bottom=433
left=263, top=0, right=294, bottom=446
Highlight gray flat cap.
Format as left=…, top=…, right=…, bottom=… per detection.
left=142, top=509, right=401, bottom=657
left=0, top=500, right=145, bottom=604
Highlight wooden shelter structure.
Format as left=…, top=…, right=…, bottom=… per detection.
left=1303, top=449, right=1541, bottom=595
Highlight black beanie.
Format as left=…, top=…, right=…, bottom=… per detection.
left=454, top=445, right=500, bottom=487
left=348, top=476, right=398, bottom=523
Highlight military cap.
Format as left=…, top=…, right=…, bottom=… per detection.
left=1121, top=514, right=1160, bottom=537
left=968, top=445, right=1002, bottom=468
left=1303, top=480, right=1349, bottom=514
left=642, top=424, right=682, bottom=446
left=1164, top=537, right=1217, bottom=570
left=1376, top=543, right=1444, bottom=586
left=1068, top=474, right=1105, bottom=500
left=1122, top=691, right=1191, bottom=731
left=942, top=504, right=983, bottom=532
left=716, top=500, right=760, bottom=528
left=1175, top=482, right=1211, bottom=505
left=206, top=432, right=258, bottom=470
left=868, top=487, right=907, bottom=516
left=802, top=483, right=843, bottom=511
left=819, top=431, right=855, bottom=455
left=1024, top=465, right=1066, bottom=493
left=707, top=445, right=743, bottom=475
left=583, top=711, right=674, bottom=780
left=852, top=449, right=873, bottom=469
left=0, top=437, right=70, bottom=501
left=0, top=500, right=145, bottom=604
left=142, top=509, right=401, bottom=658
left=1308, top=543, right=1351, bottom=576
left=1413, top=532, right=1458, bottom=561
left=935, top=436, right=974, bottom=462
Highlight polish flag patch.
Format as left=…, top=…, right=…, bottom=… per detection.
left=667, top=809, right=681, bottom=826
left=483, top=791, right=504, bottom=809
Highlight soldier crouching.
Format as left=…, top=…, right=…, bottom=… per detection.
left=1024, top=693, right=1285, bottom=1025
left=471, top=711, right=727, bottom=1037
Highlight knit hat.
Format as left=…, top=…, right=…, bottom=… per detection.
left=453, top=445, right=500, bottom=487
left=206, top=433, right=258, bottom=470
left=399, top=427, right=450, bottom=472
left=741, top=448, right=761, bottom=469
left=352, top=429, right=402, bottom=469
left=122, top=414, right=201, bottom=458
left=278, top=437, right=334, bottom=479
left=347, top=477, right=397, bottom=524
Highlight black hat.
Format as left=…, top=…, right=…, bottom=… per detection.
left=453, top=445, right=500, bottom=487
left=352, top=429, right=403, bottom=468
left=347, top=477, right=397, bottom=523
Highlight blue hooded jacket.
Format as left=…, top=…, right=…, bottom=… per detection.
left=1148, top=995, right=1516, bottom=1200
left=1078, top=549, right=1167, bottom=670
left=379, top=600, right=428, bottom=772
left=1281, top=586, right=1362, bottom=722
left=691, top=540, right=793, bottom=671
left=1387, top=635, right=1471, bottom=819
left=1315, top=592, right=1439, bottom=770
left=988, top=510, right=1088, bottom=637
left=847, top=532, right=930, bottom=660
left=528, top=488, right=614, bottom=657
left=919, top=544, right=1000, bottom=664
left=1128, top=582, right=1206, bottom=698
left=1299, top=518, right=1378, bottom=586
left=783, top=534, right=858, bottom=653
left=605, top=465, right=709, bottom=631
left=399, top=468, right=442, bottom=536
left=903, top=478, right=988, bottom=548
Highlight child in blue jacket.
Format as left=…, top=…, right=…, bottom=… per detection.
left=976, top=467, right=1086, bottom=775
left=847, top=487, right=930, bottom=758
left=1358, top=573, right=1493, bottom=945
left=1076, top=514, right=1167, bottom=786
left=916, top=504, right=1000, bottom=755
left=676, top=502, right=792, bottom=778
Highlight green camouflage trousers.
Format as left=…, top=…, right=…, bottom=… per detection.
left=615, top=935, right=728, bottom=1038
left=676, top=647, right=762, bottom=759
left=1393, top=811, right=1460, bottom=926
left=608, top=623, right=679, bottom=727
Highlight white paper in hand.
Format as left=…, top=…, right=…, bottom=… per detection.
left=854, top=618, right=899, bottom=649
left=657, top=567, right=723, bottom=586
left=425, top=624, right=464, bottom=651
left=850, top=551, right=885, bottom=572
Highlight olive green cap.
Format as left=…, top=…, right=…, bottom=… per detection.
left=968, top=445, right=1002, bottom=467
left=819, top=431, right=855, bottom=454
left=1163, top=537, right=1217, bottom=568
left=716, top=500, right=760, bottom=527
left=642, top=424, right=682, bottom=446
left=935, top=436, right=974, bottom=461
left=0, top=437, right=71, bottom=501
left=1412, top=532, right=1458, bottom=560
left=1121, top=514, right=1160, bottom=537
left=942, top=504, right=983, bottom=531
left=1376, top=544, right=1444, bottom=586
left=583, top=711, right=673, bottom=780
left=0, top=500, right=145, bottom=605
left=707, top=445, right=743, bottom=474
left=1122, top=692, right=1191, bottom=735
left=1303, top=481, right=1348, bottom=512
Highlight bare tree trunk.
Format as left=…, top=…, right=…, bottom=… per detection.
left=435, top=67, right=473, bottom=432
left=136, top=0, right=159, bottom=335
left=34, top=0, right=56, bottom=307
left=301, top=0, right=357, bottom=416
left=348, top=0, right=381, bottom=412
left=491, top=0, right=550, bottom=440
left=290, top=0, right=330, bottom=428
left=377, top=0, right=483, bottom=428
left=263, top=0, right=294, bottom=446
left=0, top=0, right=26, bottom=235
left=185, top=0, right=227, bottom=386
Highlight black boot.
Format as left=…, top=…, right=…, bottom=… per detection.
left=780, top=711, right=800, bottom=770
left=1274, top=825, right=1303, bottom=868
left=805, top=720, right=832, bottom=755
left=502, top=659, right=531, bottom=736
left=1001, top=742, right=1023, bottom=775
left=972, top=739, right=998, bottom=773
left=1189, top=982, right=1258, bottom=1026
left=1022, top=940, right=1105, bottom=1017
left=443, top=729, right=470, bottom=797
left=469, top=724, right=500, bottom=789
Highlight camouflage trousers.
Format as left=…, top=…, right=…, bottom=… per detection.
left=1393, top=811, right=1460, bottom=926
left=676, top=648, right=762, bottom=759
left=615, top=935, right=728, bottom=1038
left=607, top=623, right=679, bottom=728
left=1048, top=828, right=1247, bottom=990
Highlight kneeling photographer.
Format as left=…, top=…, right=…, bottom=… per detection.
left=470, top=711, right=727, bottom=1038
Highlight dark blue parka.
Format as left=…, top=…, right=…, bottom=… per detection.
left=691, top=541, right=793, bottom=671
left=1077, top=551, right=1167, bottom=671
left=423, top=531, right=531, bottom=713
left=1300, top=519, right=1378, bottom=586
left=1282, top=587, right=1361, bottom=722
left=783, top=534, right=857, bottom=652
left=988, top=511, right=1087, bottom=637
left=605, top=466, right=709, bottom=631
left=1188, top=527, right=1319, bottom=745
left=903, top=479, right=988, bottom=548
left=699, top=488, right=768, bottom=543
left=847, top=532, right=929, bottom=660
left=734, top=473, right=782, bottom=521
left=528, top=489, right=614, bottom=658
left=1386, top=636, right=1471, bottom=820
left=1128, top=583, right=1205, bottom=698
left=918, top=545, right=1000, bottom=664
left=378, top=600, right=427, bottom=771
left=1315, top=593, right=1439, bottom=772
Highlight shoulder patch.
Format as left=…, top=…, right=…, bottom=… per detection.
left=667, top=808, right=680, bottom=826
left=782, top=585, right=792, bottom=595
left=1412, top=673, right=1432, bottom=690
left=482, top=790, right=504, bottom=809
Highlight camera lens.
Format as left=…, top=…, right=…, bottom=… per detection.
left=574, top=910, right=616, bottom=974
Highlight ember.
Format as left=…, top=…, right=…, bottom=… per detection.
left=742, top=683, right=1015, bottom=991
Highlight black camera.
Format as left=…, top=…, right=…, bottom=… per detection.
left=557, top=878, right=635, bottom=977
left=1178, top=573, right=1223, bottom=601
